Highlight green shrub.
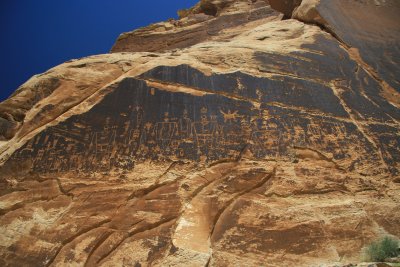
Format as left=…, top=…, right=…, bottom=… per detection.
left=364, top=236, right=399, bottom=262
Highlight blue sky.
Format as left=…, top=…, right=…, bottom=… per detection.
left=0, top=0, right=198, bottom=101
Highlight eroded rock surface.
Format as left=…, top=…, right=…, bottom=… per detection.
left=0, top=0, right=399, bottom=266
left=111, top=0, right=281, bottom=53
left=293, top=0, right=400, bottom=96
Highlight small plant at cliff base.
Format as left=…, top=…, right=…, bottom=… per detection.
left=364, top=236, right=399, bottom=262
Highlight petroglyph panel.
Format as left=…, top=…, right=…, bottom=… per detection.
left=7, top=66, right=397, bottom=175
left=10, top=78, right=256, bottom=173
left=141, top=64, right=399, bottom=175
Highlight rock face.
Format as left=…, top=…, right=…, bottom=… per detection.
left=0, top=0, right=399, bottom=266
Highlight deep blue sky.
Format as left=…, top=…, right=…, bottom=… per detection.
left=0, top=0, right=198, bottom=101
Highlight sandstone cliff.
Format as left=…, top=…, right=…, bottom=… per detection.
left=0, top=0, right=399, bottom=266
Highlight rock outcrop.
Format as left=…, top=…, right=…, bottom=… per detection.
left=0, top=0, right=399, bottom=266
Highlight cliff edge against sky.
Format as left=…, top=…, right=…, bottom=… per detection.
left=0, top=0, right=399, bottom=266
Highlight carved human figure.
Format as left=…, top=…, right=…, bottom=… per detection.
left=155, top=112, right=178, bottom=151
left=250, top=117, right=282, bottom=157
left=179, top=109, right=193, bottom=139
left=193, top=107, right=220, bottom=153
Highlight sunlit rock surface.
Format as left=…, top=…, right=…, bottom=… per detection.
left=0, top=0, right=399, bottom=266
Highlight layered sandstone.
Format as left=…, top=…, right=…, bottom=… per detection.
left=0, top=0, right=399, bottom=266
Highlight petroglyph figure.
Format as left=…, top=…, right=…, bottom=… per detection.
left=220, top=109, right=239, bottom=123
left=250, top=117, right=284, bottom=158
left=178, top=109, right=193, bottom=139
left=193, top=107, right=221, bottom=150
left=155, top=112, right=178, bottom=151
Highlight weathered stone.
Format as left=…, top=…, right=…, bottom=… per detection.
left=111, top=1, right=281, bottom=53
left=293, top=0, right=400, bottom=96
left=0, top=0, right=399, bottom=266
left=269, top=0, right=302, bottom=17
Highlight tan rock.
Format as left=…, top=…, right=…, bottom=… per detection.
left=0, top=0, right=399, bottom=266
